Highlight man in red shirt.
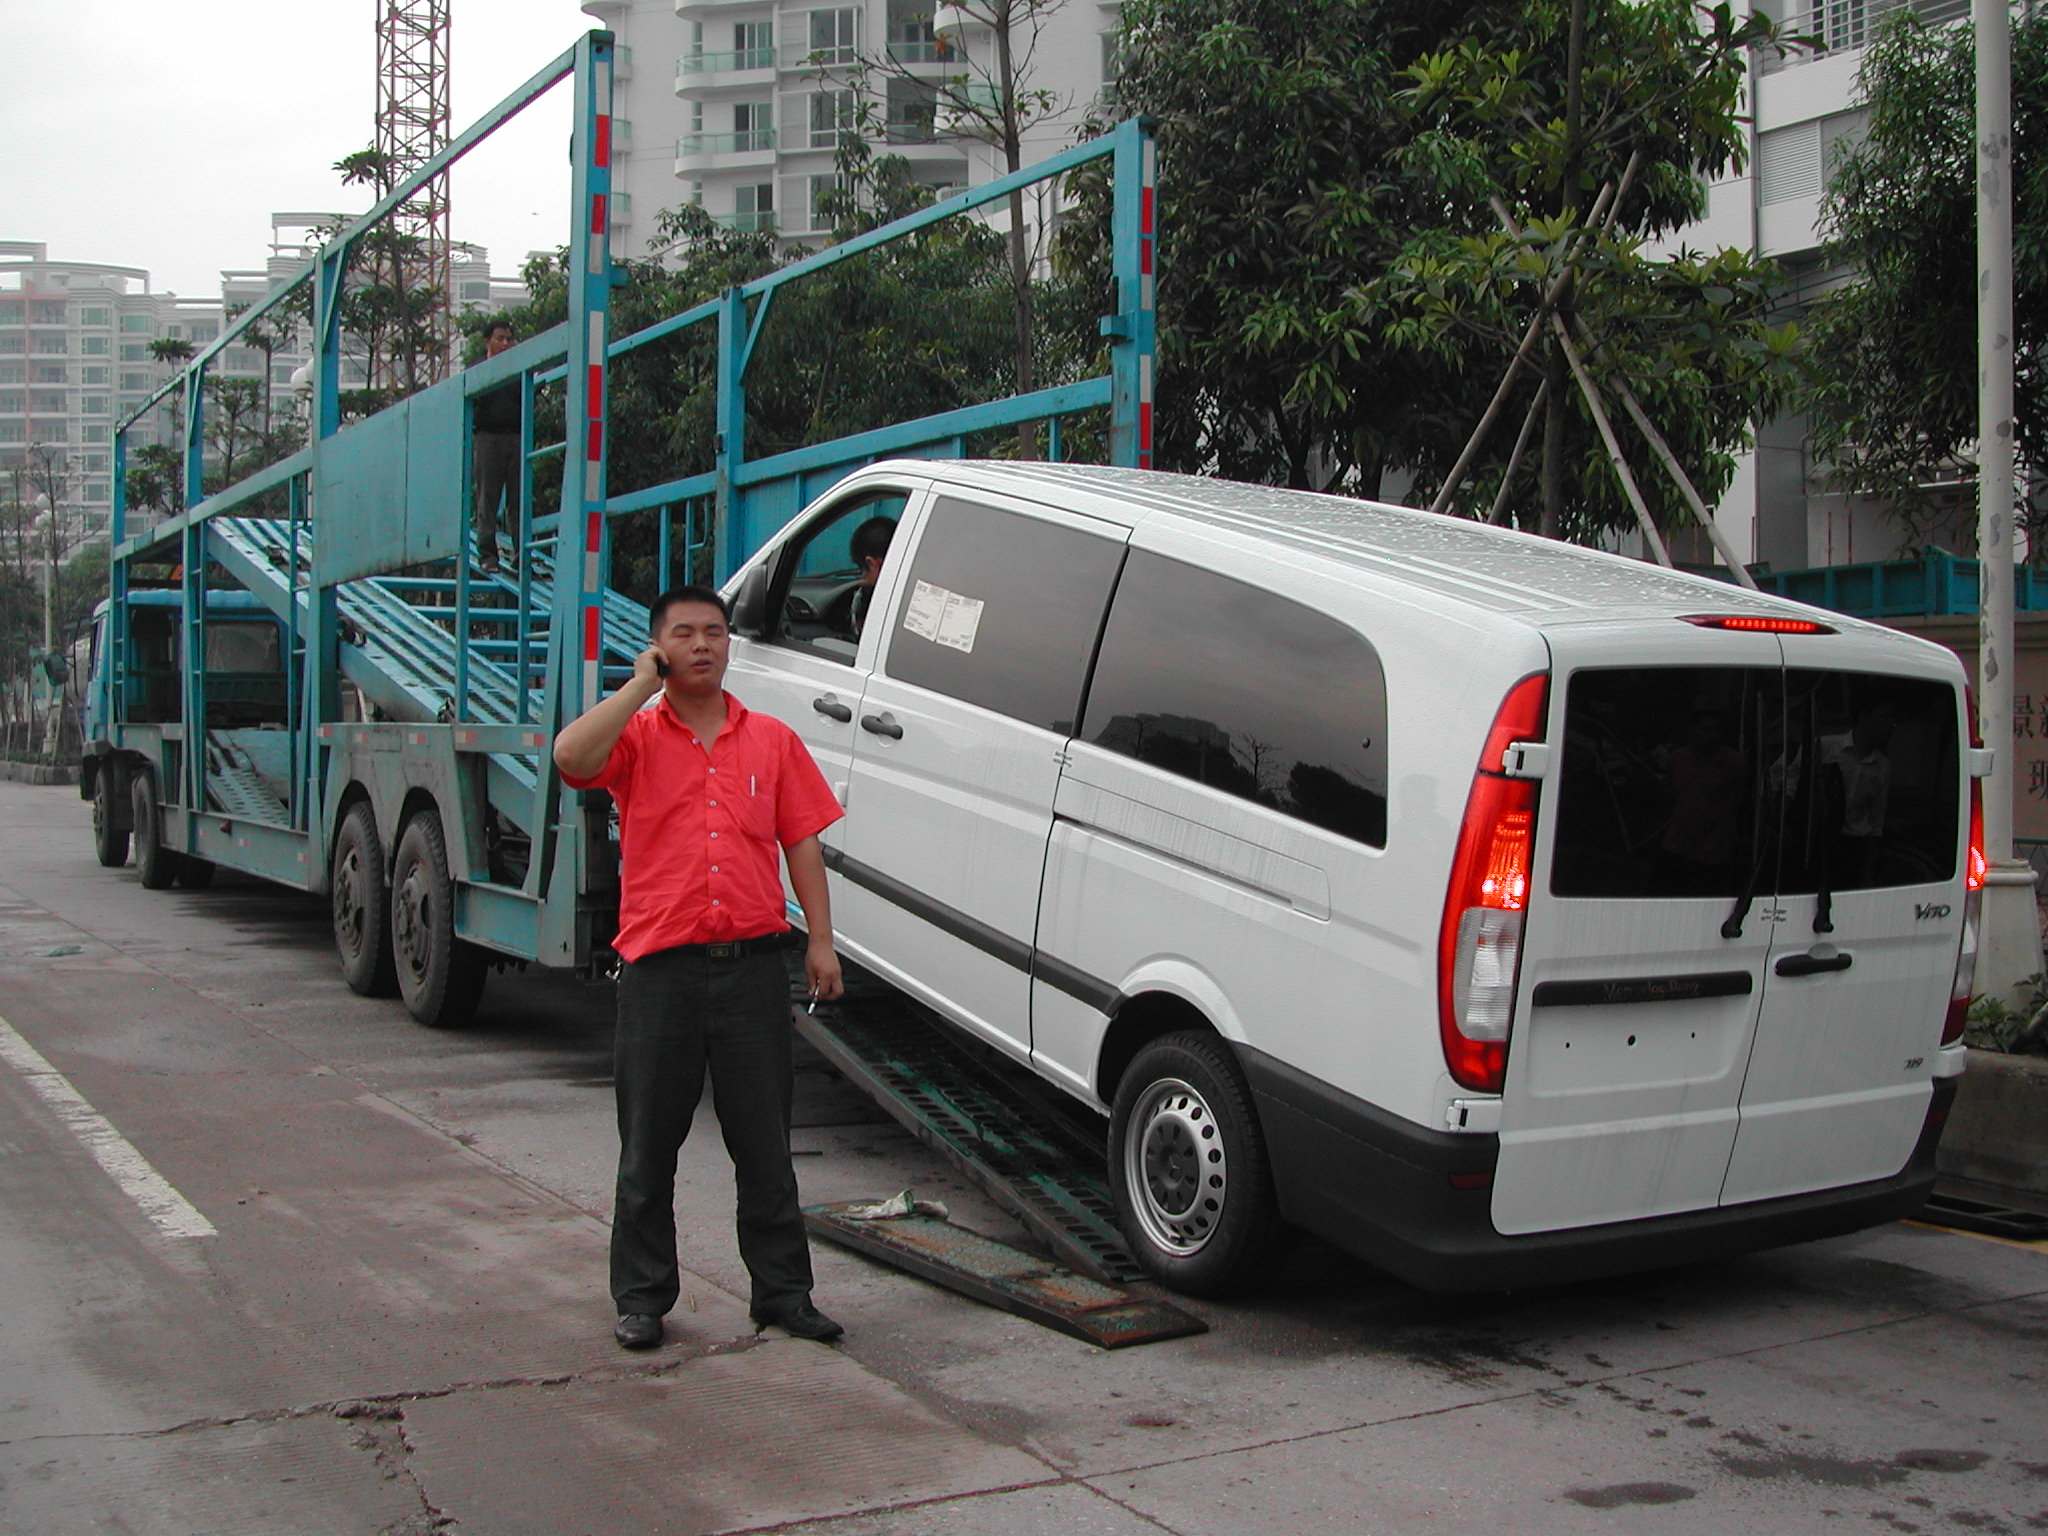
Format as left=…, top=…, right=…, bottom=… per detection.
left=554, top=584, right=847, bottom=1350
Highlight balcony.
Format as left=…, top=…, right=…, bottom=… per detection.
left=885, top=39, right=950, bottom=64
left=780, top=39, right=859, bottom=71
left=1760, top=0, right=1969, bottom=73
left=713, top=211, right=778, bottom=233
left=676, top=46, right=777, bottom=90
left=676, top=129, right=777, bottom=171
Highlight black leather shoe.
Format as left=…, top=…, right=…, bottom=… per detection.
left=613, top=1312, right=663, bottom=1350
left=752, top=1300, right=844, bottom=1343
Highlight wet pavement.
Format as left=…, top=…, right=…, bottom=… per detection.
left=2, top=777, right=2046, bottom=1534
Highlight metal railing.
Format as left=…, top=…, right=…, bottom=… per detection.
left=1761, top=0, right=1972, bottom=72
left=676, top=128, right=776, bottom=157
left=713, top=210, right=779, bottom=233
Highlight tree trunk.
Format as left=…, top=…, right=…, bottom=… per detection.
left=1539, top=341, right=1568, bottom=538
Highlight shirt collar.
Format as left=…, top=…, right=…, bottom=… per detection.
left=656, top=689, right=747, bottom=734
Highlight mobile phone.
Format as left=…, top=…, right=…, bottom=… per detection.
left=654, top=652, right=669, bottom=678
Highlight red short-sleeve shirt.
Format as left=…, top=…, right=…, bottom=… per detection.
left=560, top=692, right=842, bottom=961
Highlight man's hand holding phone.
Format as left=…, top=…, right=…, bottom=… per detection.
left=632, top=644, right=669, bottom=695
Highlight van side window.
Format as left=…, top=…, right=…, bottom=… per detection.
left=881, top=497, right=1124, bottom=733
left=766, top=492, right=908, bottom=664
left=1078, top=551, right=1390, bottom=848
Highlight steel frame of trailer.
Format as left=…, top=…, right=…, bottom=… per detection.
left=93, top=27, right=1158, bottom=979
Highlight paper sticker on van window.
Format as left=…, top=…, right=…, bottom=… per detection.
left=902, top=579, right=985, bottom=654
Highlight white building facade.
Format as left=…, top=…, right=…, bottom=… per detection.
left=582, top=0, right=1116, bottom=257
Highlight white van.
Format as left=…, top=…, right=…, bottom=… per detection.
left=722, top=461, right=1982, bottom=1296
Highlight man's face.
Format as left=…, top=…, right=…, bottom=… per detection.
left=652, top=601, right=730, bottom=696
left=484, top=327, right=513, bottom=358
left=859, top=554, right=884, bottom=588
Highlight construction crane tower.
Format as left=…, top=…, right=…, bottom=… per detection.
left=373, top=0, right=453, bottom=392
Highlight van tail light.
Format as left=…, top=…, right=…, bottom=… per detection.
left=1943, top=776, right=1986, bottom=1045
left=1439, top=674, right=1549, bottom=1094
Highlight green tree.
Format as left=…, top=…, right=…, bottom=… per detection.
left=204, top=376, right=265, bottom=488
left=1078, top=0, right=1798, bottom=547
left=1806, top=10, right=2048, bottom=551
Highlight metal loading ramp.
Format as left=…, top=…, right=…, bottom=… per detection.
left=790, top=960, right=1144, bottom=1286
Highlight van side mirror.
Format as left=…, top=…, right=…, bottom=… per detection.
left=730, top=564, right=771, bottom=638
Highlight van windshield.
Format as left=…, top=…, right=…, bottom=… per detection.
left=1551, top=666, right=1959, bottom=899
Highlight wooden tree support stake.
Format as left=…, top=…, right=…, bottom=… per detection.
left=1551, top=314, right=1673, bottom=568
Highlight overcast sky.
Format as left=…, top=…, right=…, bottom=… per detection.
left=1, top=1, right=586, bottom=298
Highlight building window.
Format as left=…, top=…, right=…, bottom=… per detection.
left=0, top=308, right=20, bottom=328
left=34, top=336, right=67, bottom=355
left=810, top=88, right=855, bottom=148
left=734, top=100, right=773, bottom=151
left=33, top=366, right=66, bottom=384
left=0, top=335, right=20, bottom=355
left=81, top=395, right=110, bottom=417
left=81, top=335, right=110, bottom=356
left=80, top=306, right=111, bottom=328
left=0, top=423, right=23, bottom=444
left=120, top=313, right=155, bottom=334
left=120, top=343, right=151, bottom=361
left=121, top=371, right=153, bottom=391
left=31, top=302, right=67, bottom=325
left=734, top=183, right=775, bottom=232
left=189, top=323, right=217, bottom=343
left=0, top=365, right=21, bottom=384
left=734, top=20, right=772, bottom=67
left=806, top=7, right=858, bottom=64
left=0, top=392, right=21, bottom=414
left=82, top=365, right=109, bottom=386
left=31, top=391, right=66, bottom=414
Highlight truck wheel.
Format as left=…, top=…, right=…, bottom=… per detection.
left=332, top=803, right=397, bottom=997
left=131, top=773, right=180, bottom=891
left=1109, top=1031, right=1279, bottom=1298
left=175, top=859, right=216, bottom=890
left=390, top=812, right=485, bottom=1028
left=93, top=767, right=129, bottom=868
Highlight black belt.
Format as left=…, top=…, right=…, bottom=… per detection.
left=643, top=933, right=787, bottom=962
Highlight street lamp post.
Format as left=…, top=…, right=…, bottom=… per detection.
left=1974, top=0, right=2044, bottom=1005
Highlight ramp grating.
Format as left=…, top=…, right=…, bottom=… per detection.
left=791, top=960, right=1142, bottom=1285
left=1920, top=1191, right=2048, bottom=1241
left=805, top=1202, right=1204, bottom=1348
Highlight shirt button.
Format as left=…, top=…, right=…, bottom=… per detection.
left=710, top=865, right=719, bottom=874
left=711, top=899, right=720, bottom=906
left=708, top=768, right=716, bottom=775
left=709, top=832, right=718, bottom=840
left=708, top=799, right=717, bottom=808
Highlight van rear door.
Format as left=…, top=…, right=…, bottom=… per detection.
left=1717, top=651, right=1964, bottom=1205
left=1492, top=629, right=1785, bottom=1236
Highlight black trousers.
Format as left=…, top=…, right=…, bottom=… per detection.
left=610, top=945, right=814, bottom=1317
left=473, top=431, right=519, bottom=554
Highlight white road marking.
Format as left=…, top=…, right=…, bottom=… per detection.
left=0, top=1013, right=216, bottom=1240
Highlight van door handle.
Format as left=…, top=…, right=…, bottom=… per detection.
left=811, top=696, right=853, bottom=722
left=1775, top=952, right=1853, bottom=977
left=860, top=711, right=904, bottom=740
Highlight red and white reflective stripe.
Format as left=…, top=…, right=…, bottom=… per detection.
left=583, top=604, right=603, bottom=704
left=584, top=310, right=607, bottom=509
left=1138, top=354, right=1154, bottom=470
left=1139, top=137, right=1157, bottom=314
left=594, top=115, right=612, bottom=170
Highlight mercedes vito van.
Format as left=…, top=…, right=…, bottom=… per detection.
left=722, top=462, right=1982, bottom=1296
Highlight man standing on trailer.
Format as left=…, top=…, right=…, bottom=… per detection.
left=553, top=585, right=848, bottom=1349
left=471, top=319, right=520, bottom=574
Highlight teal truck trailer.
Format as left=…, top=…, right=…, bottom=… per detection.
left=83, top=30, right=1158, bottom=1026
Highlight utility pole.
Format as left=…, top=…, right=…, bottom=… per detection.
left=1974, top=0, right=2044, bottom=1004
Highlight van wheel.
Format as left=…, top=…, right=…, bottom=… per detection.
left=1109, top=1031, right=1278, bottom=1297
left=175, top=859, right=216, bottom=890
left=131, top=774, right=180, bottom=891
left=390, top=812, right=486, bottom=1028
left=332, top=803, right=397, bottom=997
left=93, top=768, right=129, bottom=868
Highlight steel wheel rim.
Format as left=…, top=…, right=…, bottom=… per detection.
left=394, top=864, right=431, bottom=984
left=334, top=846, right=367, bottom=960
left=1123, top=1075, right=1227, bottom=1257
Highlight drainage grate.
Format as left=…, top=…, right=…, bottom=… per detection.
left=805, top=1202, right=1204, bottom=1349
left=792, top=961, right=1142, bottom=1285
left=1920, top=1192, right=2048, bottom=1242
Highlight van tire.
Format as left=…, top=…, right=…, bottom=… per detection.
left=1109, top=1031, right=1279, bottom=1297
left=93, top=767, right=129, bottom=868
left=332, top=803, right=398, bottom=997
left=390, top=812, right=486, bottom=1028
left=131, top=774, right=180, bottom=891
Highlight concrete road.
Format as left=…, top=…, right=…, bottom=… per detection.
left=2, top=778, right=2045, bottom=1536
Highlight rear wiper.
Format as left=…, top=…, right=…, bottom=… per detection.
left=1722, top=689, right=1772, bottom=940
left=1807, top=694, right=1835, bottom=933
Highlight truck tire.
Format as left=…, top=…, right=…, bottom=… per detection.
left=93, top=766, right=129, bottom=868
left=332, top=802, right=398, bottom=997
left=131, top=773, right=180, bottom=891
left=1109, top=1030, right=1279, bottom=1298
left=390, top=812, right=486, bottom=1028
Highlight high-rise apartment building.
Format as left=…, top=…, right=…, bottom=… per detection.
left=582, top=0, right=1117, bottom=258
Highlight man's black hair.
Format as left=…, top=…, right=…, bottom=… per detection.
left=850, top=515, right=896, bottom=566
left=484, top=318, right=515, bottom=339
left=648, top=583, right=731, bottom=635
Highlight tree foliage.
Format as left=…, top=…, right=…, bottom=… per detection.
left=1806, top=10, right=2048, bottom=550
left=1076, top=0, right=1801, bottom=545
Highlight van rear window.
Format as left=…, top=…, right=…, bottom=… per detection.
left=1551, top=667, right=1959, bottom=899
